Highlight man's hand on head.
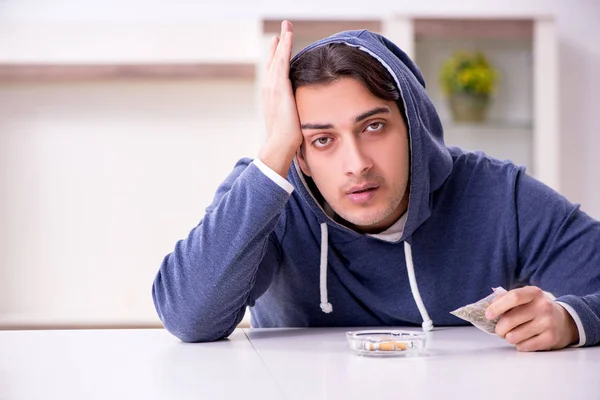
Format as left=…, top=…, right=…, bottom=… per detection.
left=486, top=286, right=579, bottom=352
left=258, top=20, right=304, bottom=179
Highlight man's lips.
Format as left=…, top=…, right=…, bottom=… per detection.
left=346, top=183, right=380, bottom=194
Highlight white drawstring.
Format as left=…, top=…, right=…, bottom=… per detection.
left=404, top=241, right=434, bottom=332
left=319, top=222, right=333, bottom=313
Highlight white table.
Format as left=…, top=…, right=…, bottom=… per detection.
left=0, top=329, right=282, bottom=400
left=246, top=326, right=600, bottom=399
left=1, top=327, right=599, bottom=400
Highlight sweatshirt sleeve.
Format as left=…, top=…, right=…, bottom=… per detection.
left=152, top=158, right=291, bottom=342
left=514, top=170, right=600, bottom=347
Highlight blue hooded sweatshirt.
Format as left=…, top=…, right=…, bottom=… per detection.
left=152, top=30, right=600, bottom=345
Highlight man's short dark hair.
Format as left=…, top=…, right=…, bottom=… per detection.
left=290, top=43, right=406, bottom=122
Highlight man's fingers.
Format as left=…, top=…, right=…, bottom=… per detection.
left=265, top=35, right=279, bottom=72
left=501, top=316, right=547, bottom=345
left=280, top=19, right=289, bottom=40
left=273, top=31, right=293, bottom=76
left=486, top=286, right=542, bottom=320
left=281, top=20, right=294, bottom=65
left=273, top=21, right=290, bottom=61
left=515, top=331, right=558, bottom=352
left=493, top=291, right=574, bottom=351
left=272, top=21, right=293, bottom=74
left=495, top=305, right=536, bottom=338
left=281, top=31, right=294, bottom=71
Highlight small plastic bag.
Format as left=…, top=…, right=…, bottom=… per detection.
left=450, top=287, right=508, bottom=334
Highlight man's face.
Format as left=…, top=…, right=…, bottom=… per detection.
left=296, top=77, right=410, bottom=233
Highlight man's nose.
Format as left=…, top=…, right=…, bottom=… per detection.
left=342, top=137, right=373, bottom=177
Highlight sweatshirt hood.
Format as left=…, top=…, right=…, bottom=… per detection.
left=288, top=29, right=453, bottom=243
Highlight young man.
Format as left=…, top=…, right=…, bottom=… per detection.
left=152, top=21, right=600, bottom=351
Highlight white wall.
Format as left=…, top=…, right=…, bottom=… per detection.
left=0, top=21, right=260, bottom=63
left=0, top=80, right=259, bottom=326
left=1, top=0, right=598, bottom=327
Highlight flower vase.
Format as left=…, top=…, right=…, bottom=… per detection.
left=448, top=92, right=490, bottom=123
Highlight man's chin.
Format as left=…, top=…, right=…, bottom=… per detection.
left=334, top=211, right=388, bottom=232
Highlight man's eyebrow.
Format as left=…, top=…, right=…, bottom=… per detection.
left=300, top=106, right=391, bottom=130
left=301, top=122, right=334, bottom=130
left=354, top=106, right=390, bottom=123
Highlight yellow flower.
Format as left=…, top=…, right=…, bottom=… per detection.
left=439, top=51, right=499, bottom=97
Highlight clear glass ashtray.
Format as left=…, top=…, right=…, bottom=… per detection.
left=346, top=330, right=427, bottom=356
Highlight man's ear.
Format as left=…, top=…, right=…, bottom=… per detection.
left=296, top=147, right=312, bottom=177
